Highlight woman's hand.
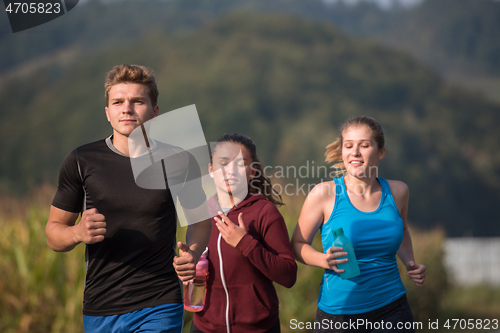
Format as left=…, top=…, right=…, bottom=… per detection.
left=325, top=246, right=349, bottom=273
left=406, top=261, right=426, bottom=286
left=215, top=211, right=247, bottom=248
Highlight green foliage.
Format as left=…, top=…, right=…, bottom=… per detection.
left=3, top=0, right=499, bottom=76
left=2, top=3, right=500, bottom=331
left=386, top=0, right=500, bottom=75
left=0, top=206, right=85, bottom=333
left=442, top=285, right=500, bottom=320
left=1, top=12, right=500, bottom=237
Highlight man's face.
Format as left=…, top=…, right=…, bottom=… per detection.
left=105, top=83, right=159, bottom=139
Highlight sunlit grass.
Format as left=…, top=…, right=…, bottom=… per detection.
left=443, top=285, right=500, bottom=319
left=1, top=189, right=498, bottom=332
left=0, top=192, right=85, bottom=333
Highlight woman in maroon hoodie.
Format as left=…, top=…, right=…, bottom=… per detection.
left=190, top=133, right=297, bottom=333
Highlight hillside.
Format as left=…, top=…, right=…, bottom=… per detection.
left=1, top=11, right=500, bottom=236
left=2, top=0, right=500, bottom=103
left=3, top=0, right=499, bottom=74
left=375, top=0, right=500, bottom=75
left=338, top=0, right=500, bottom=103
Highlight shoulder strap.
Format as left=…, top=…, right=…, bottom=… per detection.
left=334, top=176, right=345, bottom=200
left=378, top=178, right=400, bottom=213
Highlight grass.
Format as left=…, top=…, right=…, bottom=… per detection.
left=0, top=187, right=85, bottom=333
left=1, top=188, right=498, bottom=332
left=443, top=285, right=500, bottom=320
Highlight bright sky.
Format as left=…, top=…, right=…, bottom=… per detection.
left=324, top=0, right=424, bottom=9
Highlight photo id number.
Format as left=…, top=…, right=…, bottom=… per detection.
left=5, top=2, right=62, bottom=14
left=443, top=319, right=499, bottom=330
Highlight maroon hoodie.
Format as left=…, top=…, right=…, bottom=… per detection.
left=193, top=193, right=297, bottom=333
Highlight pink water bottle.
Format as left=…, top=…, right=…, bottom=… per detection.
left=184, top=248, right=209, bottom=312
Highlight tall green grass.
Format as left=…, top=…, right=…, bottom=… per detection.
left=1, top=190, right=498, bottom=332
left=0, top=204, right=85, bottom=333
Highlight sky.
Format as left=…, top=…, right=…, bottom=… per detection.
left=324, top=0, right=424, bottom=9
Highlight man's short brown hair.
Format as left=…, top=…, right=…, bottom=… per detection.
left=105, top=64, right=159, bottom=106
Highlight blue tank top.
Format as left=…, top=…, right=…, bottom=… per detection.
left=318, top=176, right=406, bottom=314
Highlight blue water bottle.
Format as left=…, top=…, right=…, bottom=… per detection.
left=331, top=228, right=360, bottom=279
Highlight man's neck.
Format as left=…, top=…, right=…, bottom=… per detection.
left=110, top=132, right=130, bottom=156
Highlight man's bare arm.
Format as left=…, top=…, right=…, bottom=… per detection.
left=46, top=206, right=106, bottom=252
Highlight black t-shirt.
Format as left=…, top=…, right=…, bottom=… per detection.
left=52, top=137, right=206, bottom=316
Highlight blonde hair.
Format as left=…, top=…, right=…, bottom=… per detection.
left=104, top=64, right=159, bottom=106
left=325, top=116, right=385, bottom=176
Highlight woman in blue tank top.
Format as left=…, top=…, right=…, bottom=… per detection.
left=291, top=116, right=426, bottom=332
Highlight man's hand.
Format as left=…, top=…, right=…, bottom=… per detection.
left=173, top=241, right=196, bottom=285
left=76, top=208, right=107, bottom=244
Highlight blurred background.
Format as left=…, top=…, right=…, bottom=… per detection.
left=0, top=0, right=499, bottom=332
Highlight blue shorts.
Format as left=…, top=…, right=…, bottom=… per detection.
left=83, top=303, right=184, bottom=333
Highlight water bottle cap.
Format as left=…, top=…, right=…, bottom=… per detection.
left=196, top=253, right=209, bottom=271
left=332, top=228, right=344, bottom=237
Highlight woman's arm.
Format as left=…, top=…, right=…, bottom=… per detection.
left=390, top=180, right=427, bottom=286
left=398, top=228, right=426, bottom=286
left=291, top=182, right=348, bottom=273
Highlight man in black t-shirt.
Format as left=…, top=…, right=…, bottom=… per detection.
left=46, top=64, right=211, bottom=333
